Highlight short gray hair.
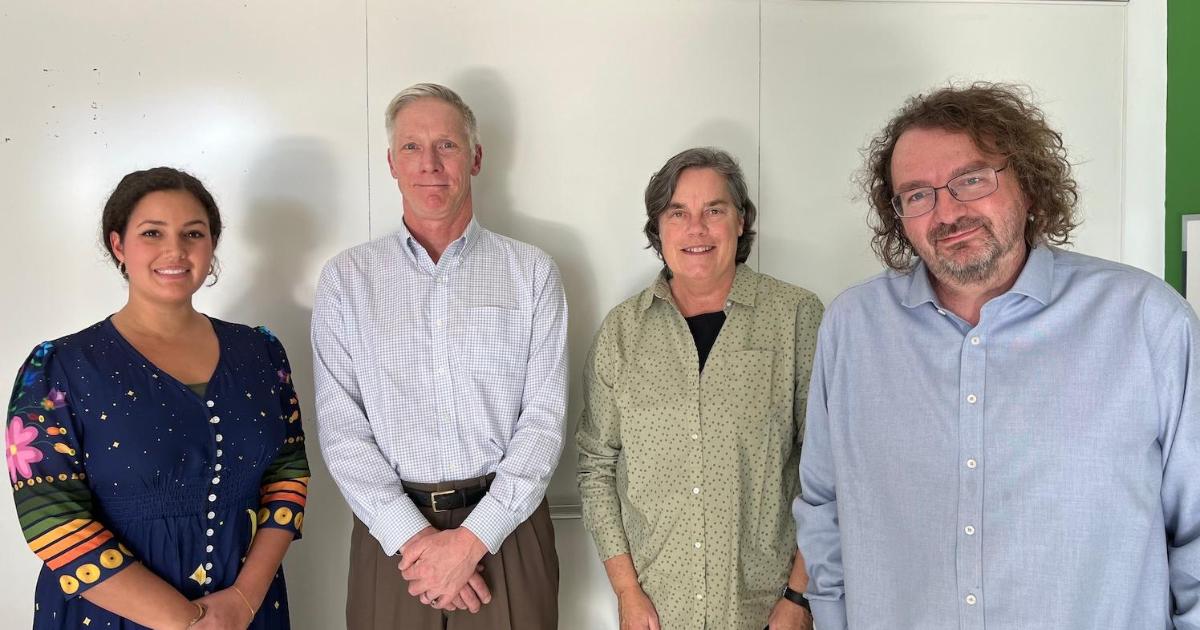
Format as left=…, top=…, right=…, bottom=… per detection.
left=643, top=147, right=758, bottom=264
left=384, top=83, right=480, bottom=150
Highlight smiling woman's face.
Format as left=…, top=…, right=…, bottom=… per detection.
left=658, top=167, right=743, bottom=288
left=109, top=190, right=214, bottom=305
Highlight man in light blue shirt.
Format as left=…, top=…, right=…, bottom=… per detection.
left=313, top=83, right=566, bottom=629
left=794, top=83, right=1200, bottom=629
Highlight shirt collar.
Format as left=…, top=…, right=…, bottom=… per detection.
left=901, top=244, right=1054, bottom=309
left=397, top=216, right=481, bottom=264
left=640, top=263, right=759, bottom=311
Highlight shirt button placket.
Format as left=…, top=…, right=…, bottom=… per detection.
left=206, top=400, right=223, bottom=585
left=431, top=274, right=455, bottom=458
left=690, top=367, right=708, bottom=622
left=957, top=329, right=986, bottom=629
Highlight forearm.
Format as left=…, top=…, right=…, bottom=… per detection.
left=233, top=527, right=294, bottom=610
left=788, top=549, right=809, bottom=592
left=81, top=563, right=197, bottom=629
left=602, top=553, right=643, bottom=597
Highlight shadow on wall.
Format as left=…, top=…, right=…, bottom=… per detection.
left=224, top=137, right=351, bottom=623
left=452, top=67, right=600, bottom=503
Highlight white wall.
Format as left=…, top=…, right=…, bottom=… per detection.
left=0, top=1, right=1164, bottom=629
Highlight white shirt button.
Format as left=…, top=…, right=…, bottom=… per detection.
left=966, top=594, right=977, bottom=605
left=204, top=577, right=212, bottom=585
left=212, top=477, right=220, bottom=485
left=966, top=394, right=978, bottom=404
left=966, top=459, right=977, bottom=469
left=205, top=562, right=212, bottom=570
left=216, top=449, right=223, bottom=457
left=695, top=593, right=704, bottom=601
left=215, top=434, right=223, bottom=442
left=690, top=434, right=699, bottom=441
left=206, top=545, right=214, bottom=553
left=694, top=541, right=702, bottom=549
left=937, top=309, right=947, bottom=316
left=209, top=416, right=220, bottom=424
left=964, top=525, right=976, bottom=535
left=207, top=511, right=215, bottom=519
left=436, top=319, right=443, bottom=327
left=206, top=400, right=215, bottom=408
left=692, top=487, right=701, bottom=495
left=970, top=336, right=980, bottom=345
left=207, top=528, right=214, bottom=537
left=208, top=494, right=217, bottom=502
left=214, top=464, right=222, bottom=472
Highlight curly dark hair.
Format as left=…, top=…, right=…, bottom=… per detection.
left=860, top=82, right=1080, bottom=271
left=643, top=147, right=757, bottom=267
left=100, top=166, right=222, bottom=276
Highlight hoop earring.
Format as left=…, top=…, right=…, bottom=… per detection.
left=205, top=257, right=221, bottom=287
left=118, top=261, right=127, bottom=279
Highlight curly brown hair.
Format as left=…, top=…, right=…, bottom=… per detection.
left=860, top=82, right=1080, bottom=271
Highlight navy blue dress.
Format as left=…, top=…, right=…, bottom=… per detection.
left=5, top=317, right=309, bottom=629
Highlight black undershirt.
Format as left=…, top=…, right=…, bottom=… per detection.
left=685, top=311, right=726, bottom=373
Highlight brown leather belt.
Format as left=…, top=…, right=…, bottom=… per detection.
left=405, top=478, right=492, bottom=513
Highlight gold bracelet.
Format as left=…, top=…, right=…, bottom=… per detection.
left=230, top=584, right=257, bottom=617
left=186, top=601, right=207, bottom=627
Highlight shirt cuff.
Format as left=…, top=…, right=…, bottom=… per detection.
left=460, top=493, right=522, bottom=554
left=49, top=538, right=138, bottom=599
left=257, top=501, right=306, bottom=540
left=809, top=596, right=848, bottom=630
left=368, top=493, right=432, bottom=556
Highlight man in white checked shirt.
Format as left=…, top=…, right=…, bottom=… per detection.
left=312, top=83, right=567, bottom=630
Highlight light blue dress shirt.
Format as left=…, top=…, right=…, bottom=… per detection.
left=794, top=246, right=1200, bottom=629
left=312, top=218, right=568, bottom=556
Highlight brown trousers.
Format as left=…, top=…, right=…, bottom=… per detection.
left=346, top=476, right=559, bottom=630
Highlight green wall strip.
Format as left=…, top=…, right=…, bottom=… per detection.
left=1166, top=0, right=1199, bottom=292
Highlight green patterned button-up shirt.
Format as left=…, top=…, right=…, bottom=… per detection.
left=577, top=264, right=823, bottom=629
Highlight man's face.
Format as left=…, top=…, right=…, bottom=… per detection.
left=387, top=97, right=482, bottom=224
left=891, top=127, right=1028, bottom=286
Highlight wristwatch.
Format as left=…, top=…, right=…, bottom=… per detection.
left=779, top=585, right=811, bottom=612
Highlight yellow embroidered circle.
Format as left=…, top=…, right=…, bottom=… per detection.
left=76, top=564, right=101, bottom=584
left=100, top=549, right=124, bottom=569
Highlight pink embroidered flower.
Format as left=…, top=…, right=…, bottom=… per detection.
left=41, top=388, right=65, bottom=411
left=7, top=416, right=44, bottom=483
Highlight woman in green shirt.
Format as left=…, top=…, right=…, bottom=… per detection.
left=577, top=147, right=822, bottom=630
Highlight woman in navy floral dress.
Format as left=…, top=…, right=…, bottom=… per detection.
left=6, top=167, right=309, bottom=629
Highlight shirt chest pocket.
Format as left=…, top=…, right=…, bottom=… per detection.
left=451, top=299, right=529, bottom=376
left=701, top=349, right=783, bottom=441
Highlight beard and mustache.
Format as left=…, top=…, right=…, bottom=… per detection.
left=919, top=214, right=1022, bottom=285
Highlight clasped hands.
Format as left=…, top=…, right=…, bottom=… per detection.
left=398, top=526, right=492, bottom=613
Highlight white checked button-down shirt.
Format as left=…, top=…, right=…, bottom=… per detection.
left=312, top=218, right=568, bottom=555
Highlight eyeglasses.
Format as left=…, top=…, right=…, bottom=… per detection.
left=890, top=165, right=1009, bottom=218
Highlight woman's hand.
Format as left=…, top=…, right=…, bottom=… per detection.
left=616, top=585, right=660, bottom=630
left=192, top=589, right=254, bottom=629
